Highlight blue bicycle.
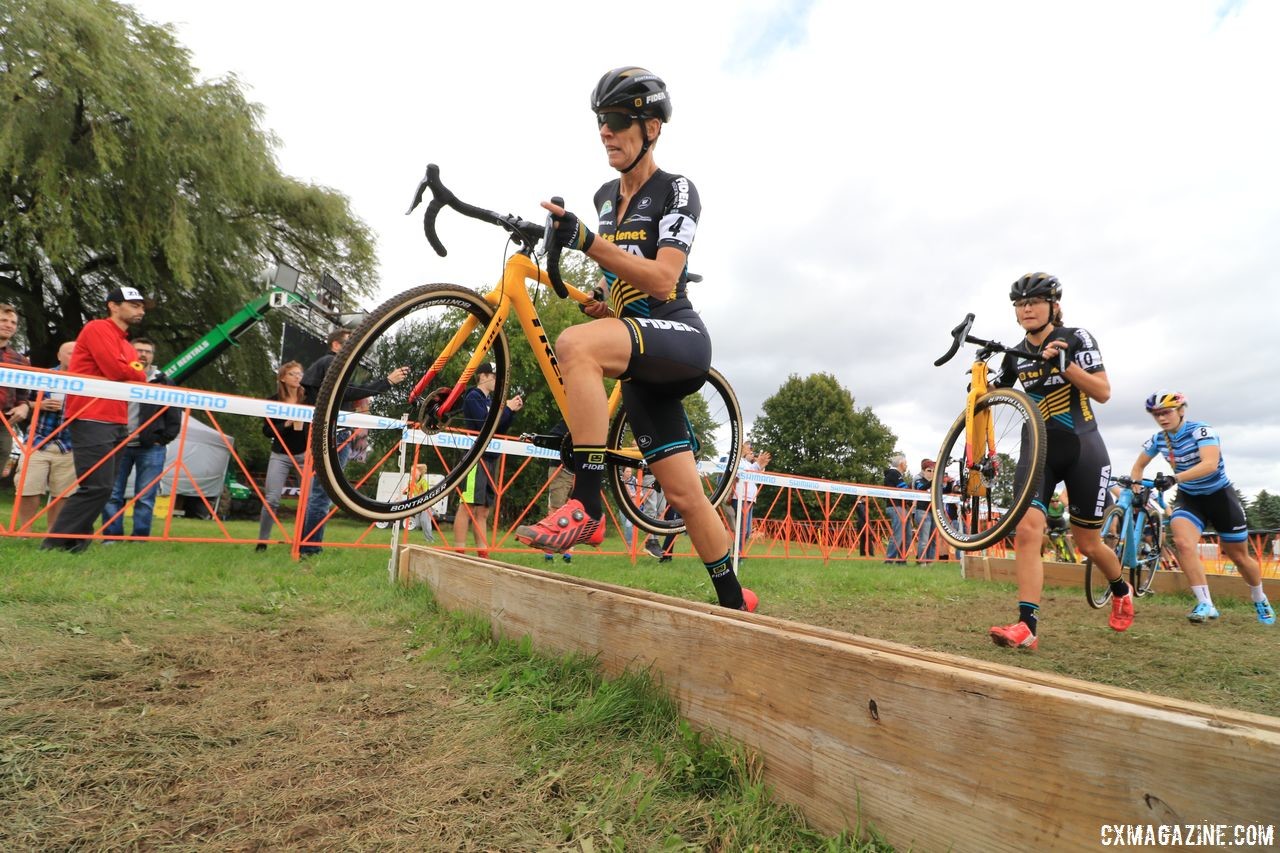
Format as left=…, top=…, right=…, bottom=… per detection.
left=1085, top=473, right=1178, bottom=608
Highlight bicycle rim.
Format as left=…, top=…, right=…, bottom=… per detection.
left=930, top=388, right=1047, bottom=550
left=1085, top=505, right=1125, bottom=608
left=607, top=367, right=743, bottom=536
left=1133, top=514, right=1162, bottom=597
left=311, top=283, right=510, bottom=521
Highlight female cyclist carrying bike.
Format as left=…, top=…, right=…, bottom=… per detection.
left=515, top=67, right=756, bottom=612
left=1129, top=391, right=1275, bottom=625
left=988, top=273, right=1133, bottom=649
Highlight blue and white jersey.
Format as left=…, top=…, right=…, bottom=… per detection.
left=1142, top=419, right=1230, bottom=495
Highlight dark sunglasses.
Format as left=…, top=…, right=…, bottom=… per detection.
left=596, top=112, right=645, bottom=132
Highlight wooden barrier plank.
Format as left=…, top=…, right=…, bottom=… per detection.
left=963, top=556, right=1280, bottom=603
left=404, top=548, right=1280, bottom=851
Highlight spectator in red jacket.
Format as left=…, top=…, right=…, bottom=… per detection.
left=41, top=287, right=148, bottom=553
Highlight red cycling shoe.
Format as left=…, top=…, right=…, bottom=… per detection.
left=516, top=499, right=604, bottom=553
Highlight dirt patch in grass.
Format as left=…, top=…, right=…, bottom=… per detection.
left=0, top=613, right=563, bottom=850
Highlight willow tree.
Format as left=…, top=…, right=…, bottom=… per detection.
left=0, top=0, right=376, bottom=395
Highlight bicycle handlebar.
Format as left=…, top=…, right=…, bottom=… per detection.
left=543, top=196, right=568, bottom=298
left=406, top=163, right=545, bottom=259
left=933, top=313, right=976, bottom=366
left=934, top=312, right=1068, bottom=373
left=1113, top=473, right=1177, bottom=491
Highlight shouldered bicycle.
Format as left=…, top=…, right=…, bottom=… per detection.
left=309, top=165, right=743, bottom=536
left=1085, top=474, right=1177, bottom=608
left=928, top=313, right=1053, bottom=550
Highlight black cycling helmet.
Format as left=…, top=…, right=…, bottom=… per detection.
left=591, top=66, right=672, bottom=121
left=592, top=67, right=670, bottom=174
left=1010, top=272, right=1062, bottom=335
left=1009, top=272, right=1063, bottom=303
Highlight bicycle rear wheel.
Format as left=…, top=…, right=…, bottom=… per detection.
left=930, top=388, right=1046, bottom=551
left=1132, top=513, right=1163, bottom=597
left=1085, top=505, right=1126, bottom=608
left=311, top=283, right=510, bottom=521
left=607, top=367, right=743, bottom=536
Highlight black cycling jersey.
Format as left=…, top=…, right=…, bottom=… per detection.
left=996, top=326, right=1105, bottom=435
left=593, top=169, right=699, bottom=320
left=998, top=325, right=1111, bottom=527
left=591, top=169, right=709, bottom=466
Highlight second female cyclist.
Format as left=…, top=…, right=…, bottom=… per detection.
left=515, top=67, right=756, bottom=612
left=989, top=273, right=1134, bottom=649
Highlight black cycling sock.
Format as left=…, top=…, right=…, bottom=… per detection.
left=569, top=446, right=606, bottom=519
left=1109, top=577, right=1131, bottom=599
left=704, top=553, right=743, bottom=608
left=1018, top=601, right=1039, bottom=635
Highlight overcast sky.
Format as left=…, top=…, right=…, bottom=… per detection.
left=128, top=0, right=1280, bottom=498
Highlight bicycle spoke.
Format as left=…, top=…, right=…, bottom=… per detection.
left=931, top=389, right=1046, bottom=550
left=312, top=284, right=509, bottom=520
left=608, top=368, right=742, bottom=535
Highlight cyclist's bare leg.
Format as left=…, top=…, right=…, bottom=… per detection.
left=1013, top=509, right=1047, bottom=604
left=648, top=452, right=731, bottom=560
left=1221, top=540, right=1264, bottom=586
left=555, top=319, right=631, bottom=446
left=452, top=503, right=489, bottom=553
left=1073, top=523, right=1123, bottom=581
left=1170, top=516, right=1209, bottom=586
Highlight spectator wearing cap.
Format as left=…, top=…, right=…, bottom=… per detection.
left=912, top=458, right=938, bottom=565
left=452, top=363, right=522, bottom=558
left=41, top=287, right=149, bottom=552
left=296, top=327, right=408, bottom=557
left=15, top=341, right=75, bottom=532
left=0, top=301, right=33, bottom=473
left=100, top=337, right=183, bottom=541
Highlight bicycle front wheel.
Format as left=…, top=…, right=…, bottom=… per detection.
left=930, top=388, right=1047, bottom=551
left=1132, top=512, right=1163, bottom=597
left=607, top=367, right=743, bottom=536
left=1085, top=505, right=1126, bottom=608
left=311, top=283, right=510, bottom=521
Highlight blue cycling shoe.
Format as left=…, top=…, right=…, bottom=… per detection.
left=1254, top=600, right=1276, bottom=626
left=1186, top=601, right=1219, bottom=623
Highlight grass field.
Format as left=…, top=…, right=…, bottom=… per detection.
left=2, top=511, right=1276, bottom=850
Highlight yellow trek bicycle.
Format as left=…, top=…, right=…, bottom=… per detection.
left=929, top=313, right=1049, bottom=550
left=310, top=165, right=743, bottom=535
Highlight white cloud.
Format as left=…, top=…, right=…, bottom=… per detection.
left=129, top=0, right=1280, bottom=497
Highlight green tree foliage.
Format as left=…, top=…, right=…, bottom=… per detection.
left=0, top=0, right=376, bottom=410
left=1247, top=490, right=1280, bottom=532
left=748, top=373, right=897, bottom=522
left=750, top=373, right=897, bottom=485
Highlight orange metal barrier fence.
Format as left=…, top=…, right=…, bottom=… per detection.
left=3, top=366, right=1277, bottom=575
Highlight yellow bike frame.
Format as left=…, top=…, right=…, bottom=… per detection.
left=963, top=360, right=994, bottom=497
left=422, top=252, right=641, bottom=462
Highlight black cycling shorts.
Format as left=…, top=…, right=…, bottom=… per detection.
left=1172, top=487, right=1249, bottom=543
left=617, top=310, right=711, bottom=465
left=1026, top=431, right=1113, bottom=529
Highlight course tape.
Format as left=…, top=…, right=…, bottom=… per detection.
left=3, top=364, right=940, bottom=503
left=0, top=364, right=401, bottom=430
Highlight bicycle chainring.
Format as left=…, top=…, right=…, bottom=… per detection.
left=415, top=387, right=453, bottom=433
